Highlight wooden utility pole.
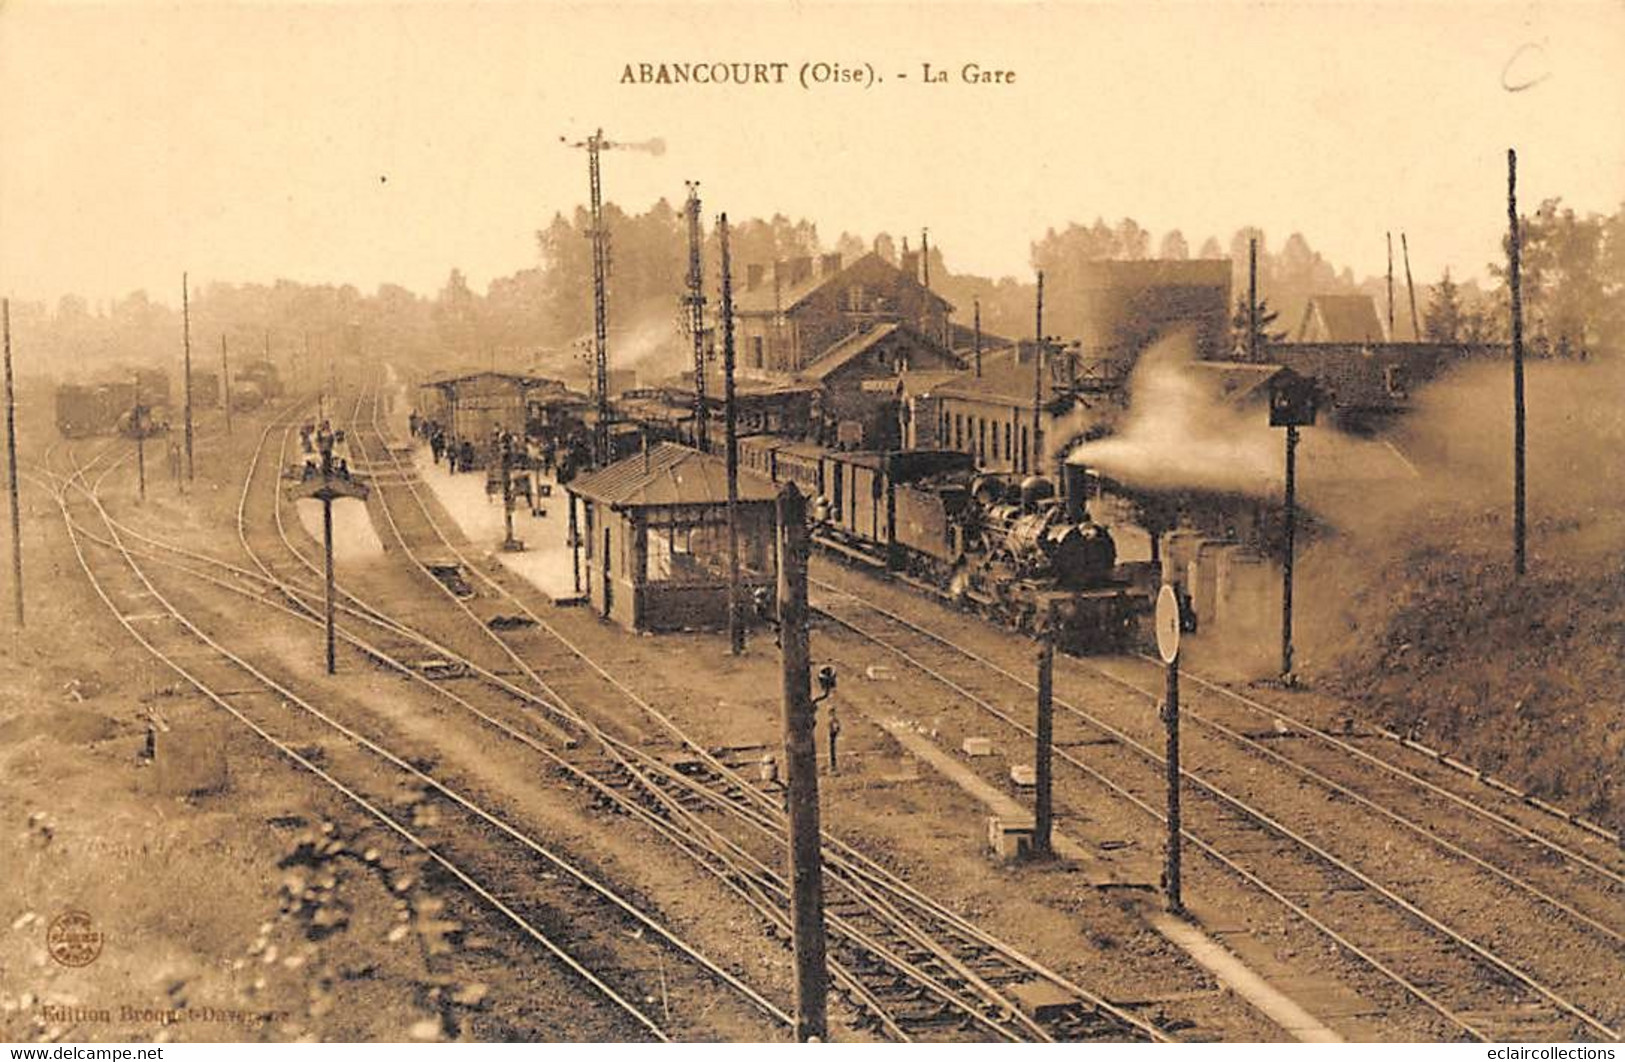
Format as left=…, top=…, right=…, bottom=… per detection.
left=1401, top=233, right=1421, bottom=341
left=720, top=213, right=744, bottom=655
left=777, top=482, right=829, bottom=1042
left=1031, top=272, right=1044, bottom=476
left=221, top=335, right=233, bottom=436
left=133, top=373, right=147, bottom=503
left=3, top=300, right=22, bottom=628
left=1033, top=636, right=1055, bottom=857
left=1386, top=232, right=1396, bottom=340
left=684, top=181, right=709, bottom=453
left=1247, top=237, right=1259, bottom=361
left=921, top=228, right=931, bottom=289
left=182, top=273, right=194, bottom=481
left=973, top=299, right=983, bottom=378
left=1508, top=149, right=1527, bottom=577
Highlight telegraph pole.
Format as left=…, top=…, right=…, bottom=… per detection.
left=182, top=273, right=194, bottom=481
left=1032, top=636, right=1055, bottom=857
left=684, top=181, right=709, bottom=453
left=720, top=213, right=744, bottom=655
left=1402, top=233, right=1421, bottom=341
left=973, top=299, right=983, bottom=378
left=133, top=373, right=147, bottom=502
left=221, top=335, right=233, bottom=436
left=777, top=482, right=829, bottom=1042
left=921, top=227, right=931, bottom=289
left=3, top=300, right=22, bottom=628
left=1386, top=232, right=1396, bottom=339
left=1508, top=148, right=1527, bottom=577
left=1247, top=237, right=1259, bottom=361
left=585, top=130, right=612, bottom=465
left=1031, top=271, right=1044, bottom=476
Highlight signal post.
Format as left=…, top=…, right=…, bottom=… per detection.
left=1155, top=585, right=1184, bottom=915
left=287, top=426, right=368, bottom=674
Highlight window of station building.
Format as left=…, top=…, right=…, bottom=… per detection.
left=1004, top=423, right=1012, bottom=464
left=751, top=336, right=765, bottom=369
left=977, top=419, right=986, bottom=461
left=953, top=413, right=963, bottom=449
left=1020, top=425, right=1029, bottom=473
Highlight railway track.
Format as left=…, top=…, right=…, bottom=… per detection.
left=195, top=386, right=1173, bottom=1042
left=41, top=424, right=794, bottom=1043
left=805, top=566, right=1624, bottom=1043
left=335, top=379, right=1182, bottom=1042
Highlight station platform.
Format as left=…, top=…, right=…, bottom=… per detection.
left=409, top=447, right=579, bottom=601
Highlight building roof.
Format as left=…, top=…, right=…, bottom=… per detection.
left=1293, top=295, right=1386, bottom=344
left=421, top=369, right=562, bottom=391
left=799, top=322, right=903, bottom=381
left=1186, top=361, right=1290, bottom=405
left=947, top=319, right=1013, bottom=353
left=567, top=442, right=780, bottom=508
left=733, top=251, right=951, bottom=316
left=898, top=369, right=963, bottom=398
left=927, top=346, right=1055, bottom=408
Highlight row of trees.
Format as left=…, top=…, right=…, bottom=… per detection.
left=12, top=198, right=1620, bottom=384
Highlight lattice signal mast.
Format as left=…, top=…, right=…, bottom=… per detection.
left=562, top=129, right=665, bottom=465
left=684, top=181, right=709, bottom=453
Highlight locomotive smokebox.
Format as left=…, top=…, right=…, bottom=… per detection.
left=1062, top=462, right=1088, bottom=524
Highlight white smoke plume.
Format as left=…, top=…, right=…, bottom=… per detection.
left=1067, top=330, right=1408, bottom=520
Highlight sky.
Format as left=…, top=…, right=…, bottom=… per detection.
left=1, top=1, right=1621, bottom=307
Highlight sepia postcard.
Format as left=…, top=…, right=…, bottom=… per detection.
left=1, top=0, right=1621, bottom=1051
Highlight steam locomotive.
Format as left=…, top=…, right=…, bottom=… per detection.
left=737, top=437, right=1150, bottom=652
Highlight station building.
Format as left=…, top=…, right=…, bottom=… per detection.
left=565, top=442, right=781, bottom=633
left=416, top=369, right=583, bottom=466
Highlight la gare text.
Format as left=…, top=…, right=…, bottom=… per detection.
left=618, top=62, right=1017, bottom=87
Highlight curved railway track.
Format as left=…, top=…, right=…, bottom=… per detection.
left=40, top=423, right=788, bottom=1043
left=321, top=380, right=1172, bottom=1043
left=806, top=566, right=1624, bottom=1043
left=59, top=390, right=1172, bottom=1041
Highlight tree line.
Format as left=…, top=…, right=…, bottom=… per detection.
left=11, top=196, right=1620, bottom=385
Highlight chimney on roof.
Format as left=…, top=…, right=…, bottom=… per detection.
left=900, top=250, right=920, bottom=280
left=820, top=253, right=843, bottom=278
left=773, top=259, right=789, bottom=289
left=746, top=264, right=765, bottom=291
left=790, top=256, right=813, bottom=285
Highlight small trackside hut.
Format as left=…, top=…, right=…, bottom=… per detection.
left=565, top=442, right=781, bottom=633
